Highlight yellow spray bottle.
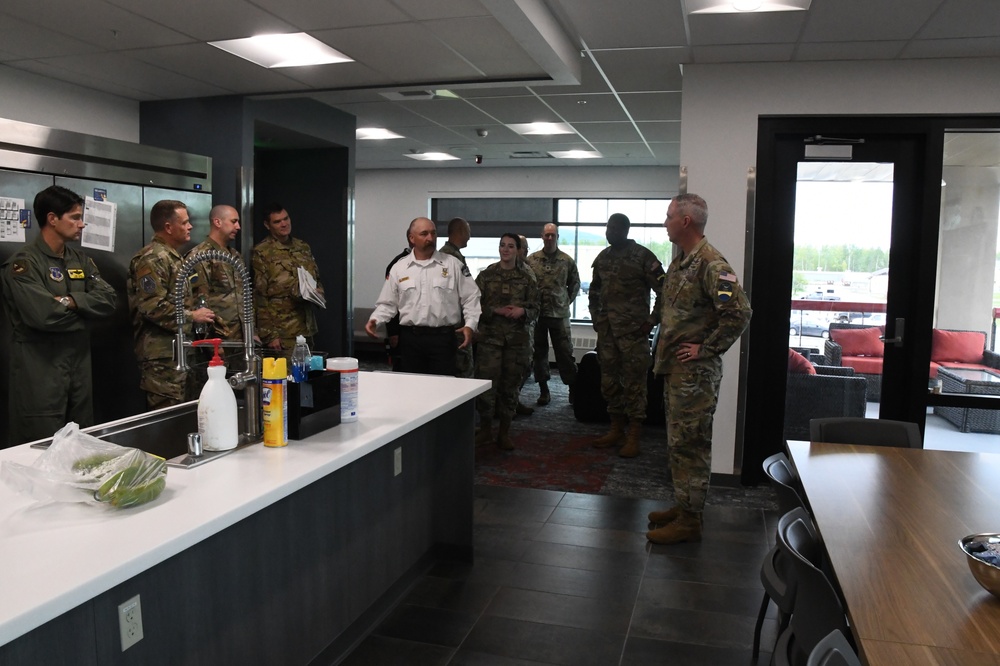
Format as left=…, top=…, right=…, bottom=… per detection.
left=262, top=357, right=287, bottom=447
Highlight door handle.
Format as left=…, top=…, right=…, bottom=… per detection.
left=879, top=317, right=905, bottom=347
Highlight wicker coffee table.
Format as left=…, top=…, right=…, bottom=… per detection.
left=934, top=367, right=1000, bottom=433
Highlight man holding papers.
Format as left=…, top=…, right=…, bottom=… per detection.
left=252, top=202, right=325, bottom=356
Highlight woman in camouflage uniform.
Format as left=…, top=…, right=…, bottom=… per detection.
left=474, top=234, right=538, bottom=450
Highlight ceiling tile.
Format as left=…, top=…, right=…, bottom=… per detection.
left=0, top=14, right=98, bottom=59
left=128, top=44, right=306, bottom=95
left=800, top=0, right=942, bottom=43
left=7, top=59, right=160, bottom=100
left=466, top=96, right=561, bottom=124
left=424, top=16, right=546, bottom=79
left=267, top=61, right=398, bottom=90
left=392, top=0, right=490, bottom=21
left=247, top=0, right=408, bottom=31
left=526, top=57, right=612, bottom=95
left=571, top=122, right=641, bottom=143
left=105, top=0, right=297, bottom=41
left=590, top=49, right=685, bottom=93
left=543, top=94, right=629, bottom=123
left=396, top=98, right=498, bottom=125
left=687, top=11, right=808, bottom=46
left=636, top=121, right=682, bottom=142
left=918, top=0, right=1000, bottom=39
left=795, top=41, right=907, bottom=61
left=549, top=0, right=688, bottom=49
left=458, top=86, right=540, bottom=99
left=619, top=93, right=682, bottom=122
left=328, top=101, right=435, bottom=128
left=592, top=143, right=655, bottom=159
left=692, top=43, right=796, bottom=63
left=902, top=37, right=1000, bottom=59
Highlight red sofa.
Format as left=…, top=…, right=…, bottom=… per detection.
left=823, top=325, right=1000, bottom=401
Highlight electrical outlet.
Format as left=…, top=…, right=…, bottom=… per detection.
left=393, top=447, right=402, bottom=476
left=118, top=594, right=144, bottom=651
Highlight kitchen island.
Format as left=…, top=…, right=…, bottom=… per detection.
left=0, top=371, right=490, bottom=666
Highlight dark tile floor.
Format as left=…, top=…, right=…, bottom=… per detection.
left=338, top=485, right=780, bottom=666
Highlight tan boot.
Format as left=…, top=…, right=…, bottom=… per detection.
left=646, top=510, right=702, bottom=545
left=496, top=418, right=514, bottom=450
left=515, top=401, right=535, bottom=416
left=618, top=421, right=642, bottom=458
left=475, top=418, right=494, bottom=446
left=647, top=506, right=681, bottom=526
left=593, top=415, right=626, bottom=448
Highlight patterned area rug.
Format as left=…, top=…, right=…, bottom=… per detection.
left=359, top=353, right=777, bottom=510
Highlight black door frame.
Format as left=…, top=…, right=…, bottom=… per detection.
left=741, top=114, right=1000, bottom=485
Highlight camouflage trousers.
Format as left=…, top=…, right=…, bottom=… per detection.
left=455, top=344, right=475, bottom=379
left=663, top=365, right=722, bottom=513
left=140, top=359, right=191, bottom=410
left=594, top=320, right=650, bottom=421
left=533, top=316, right=578, bottom=386
left=476, top=336, right=531, bottom=422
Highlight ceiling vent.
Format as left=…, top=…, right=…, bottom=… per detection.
left=509, top=151, right=552, bottom=159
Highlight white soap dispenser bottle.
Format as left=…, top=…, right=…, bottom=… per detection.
left=192, top=338, right=238, bottom=451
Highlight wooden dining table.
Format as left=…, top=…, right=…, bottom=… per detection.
left=786, top=440, right=1000, bottom=666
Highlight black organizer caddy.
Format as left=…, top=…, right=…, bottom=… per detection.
left=285, top=370, right=341, bottom=440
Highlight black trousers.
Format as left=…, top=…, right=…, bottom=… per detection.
left=398, top=326, right=458, bottom=376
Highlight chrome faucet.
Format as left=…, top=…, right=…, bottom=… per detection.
left=172, top=250, right=261, bottom=443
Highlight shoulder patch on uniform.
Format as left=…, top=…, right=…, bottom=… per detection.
left=11, top=261, right=27, bottom=275
left=650, top=260, right=662, bottom=271
left=717, top=281, right=734, bottom=302
left=719, top=271, right=736, bottom=283
left=140, top=274, right=156, bottom=294
left=188, top=273, right=199, bottom=286
left=49, top=267, right=64, bottom=282
left=462, top=265, right=471, bottom=278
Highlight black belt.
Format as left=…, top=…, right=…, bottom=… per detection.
left=401, top=325, right=458, bottom=336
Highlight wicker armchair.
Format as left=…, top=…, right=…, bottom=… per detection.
left=784, top=366, right=868, bottom=441
left=824, top=323, right=884, bottom=401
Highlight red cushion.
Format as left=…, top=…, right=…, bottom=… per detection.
left=931, top=329, right=984, bottom=363
left=830, top=327, right=883, bottom=357
left=842, top=356, right=884, bottom=375
left=788, top=349, right=816, bottom=375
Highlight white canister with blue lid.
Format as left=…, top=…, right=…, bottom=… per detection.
left=326, top=357, right=359, bottom=422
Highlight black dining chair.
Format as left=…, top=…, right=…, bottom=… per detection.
left=753, top=452, right=808, bottom=661
left=809, top=416, right=921, bottom=448
left=773, top=508, right=852, bottom=666
left=806, top=629, right=862, bottom=666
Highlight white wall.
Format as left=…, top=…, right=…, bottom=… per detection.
left=680, top=57, right=1000, bottom=474
left=354, top=166, right=677, bottom=307
left=0, top=66, right=139, bottom=142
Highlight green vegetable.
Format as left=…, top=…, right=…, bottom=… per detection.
left=72, top=453, right=118, bottom=473
left=94, top=458, right=167, bottom=508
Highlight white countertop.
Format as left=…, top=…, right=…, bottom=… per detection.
left=0, top=371, right=490, bottom=647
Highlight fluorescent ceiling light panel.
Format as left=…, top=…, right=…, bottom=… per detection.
left=548, top=150, right=601, bottom=159
left=357, top=128, right=404, bottom=140
left=507, top=122, right=575, bottom=136
left=405, top=152, right=460, bottom=161
left=683, top=0, right=810, bottom=13
left=209, top=33, right=353, bottom=68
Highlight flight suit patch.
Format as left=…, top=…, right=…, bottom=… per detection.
left=67, top=268, right=85, bottom=280
left=11, top=261, right=27, bottom=275
left=49, top=267, right=64, bottom=282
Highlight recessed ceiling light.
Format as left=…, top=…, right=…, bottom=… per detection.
left=507, top=122, right=576, bottom=136
left=683, top=0, right=810, bottom=13
left=548, top=150, right=601, bottom=159
left=209, top=33, right=353, bottom=68
left=357, top=128, right=404, bottom=140
left=405, top=152, right=460, bottom=161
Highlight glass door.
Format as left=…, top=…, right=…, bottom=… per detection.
left=924, top=131, right=1000, bottom=452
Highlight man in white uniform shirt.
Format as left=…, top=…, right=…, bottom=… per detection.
left=365, top=217, right=481, bottom=375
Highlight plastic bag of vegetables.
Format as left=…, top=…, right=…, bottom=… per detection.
left=0, top=422, right=166, bottom=508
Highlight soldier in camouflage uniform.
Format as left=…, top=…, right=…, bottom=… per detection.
left=514, top=235, right=536, bottom=416
left=526, top=223, right=580, bottom=406
left=646, top=194, right=751, bottom=545
left=252, top=203, right=324, bottom=358
left=190, top=204, right=246, bottom=375
left=474, top=234, right=538, bottom=450
left=589, top=213, right=664, bottom=458
left=2, top=185, right=118, bottom=445
left=128, top=200, right=215, bottom=410
left=438, top=217, right=474, bottom=378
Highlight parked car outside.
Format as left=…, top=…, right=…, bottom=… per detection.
left=790, top=310, right=831, bottom=338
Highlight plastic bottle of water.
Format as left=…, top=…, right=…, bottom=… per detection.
left=291, top=335, right=311, bottom=383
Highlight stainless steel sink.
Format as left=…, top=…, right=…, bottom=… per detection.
left=30, top=401, right=259, bottom=468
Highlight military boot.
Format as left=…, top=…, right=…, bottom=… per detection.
left=496, top=417, right=514, bottom=450
left=536, top=381, right=550, bottom=406
left=646, top=510, right=702, bottom=545
left=618, top=421, right=643, bottom=458
left=593, top=414, right=626, bottom=448
left=515, top=401, right=535, bottom=416
left=475, top=418, right=494, bottom=446
left=647, top=506, right=681, bottom=526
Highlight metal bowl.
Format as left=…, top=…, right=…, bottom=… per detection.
left=959, top=533, right=1000, bottom=599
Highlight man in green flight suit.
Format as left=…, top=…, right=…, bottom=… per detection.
left=646, top=194, right=752, bottom=545
left=1, top=185, right=117, bottom=445
left=128, top=200, right=216, bottom=409
left=252, top=203, right=324, bottom=357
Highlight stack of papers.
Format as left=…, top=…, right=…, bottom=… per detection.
left=297, top=267, right=326, bottom=308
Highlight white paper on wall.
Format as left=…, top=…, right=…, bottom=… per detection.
left=82, top=196, right=116, bottom=252
left=0, top=197, right=27, bottom=243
